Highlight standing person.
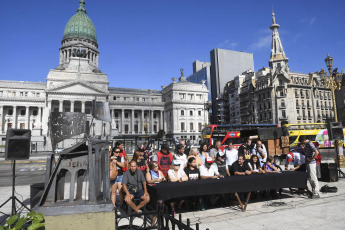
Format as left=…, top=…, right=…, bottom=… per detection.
left=224, top=141, right=238, bottom=172
left=115, top=141, right=129, bottom=172
left=209, top=140, right=223, bottom=161
left=179, top=140, right=190, bottom=156
left=215, top=152, right=230, bottom=177
left=199, top=143, right=210, bottom=164
left=238, top=138, right=252, bottom=160
left=152, top=144, right=173, bottom=177
left=285, top=152, right=306, bottom=172
left=173, top=144, right=188, bottom=170
left=231, top=155, right=252, bottom=176
left=122, top=161, right=150, bottom=213
left=184, top=157, right=200, bottom=180
left=252, top=140, right=267, bottom=166
left=295, top=136, right=320, bottom=198
left=133, top=150, right=148, bottom=174
left=110, top=147, right=125, bottom=206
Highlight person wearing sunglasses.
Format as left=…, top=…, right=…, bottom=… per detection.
left=110, top=147, right=125, bottom=206
left=133, top=150, right=148, bottom=175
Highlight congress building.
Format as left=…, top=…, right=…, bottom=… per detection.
left=0, top=0, right=209, bottom=151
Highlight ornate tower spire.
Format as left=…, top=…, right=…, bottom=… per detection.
left=77, top=0, right=87, bottom=13
left=269, top=11, right=289, bottom=72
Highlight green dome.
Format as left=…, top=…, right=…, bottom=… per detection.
left=63, top=0, right=97, bottom=42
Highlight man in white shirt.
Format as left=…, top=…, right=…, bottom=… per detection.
left=200, top=157, right=224, bottom=179
left=252, top=140, right=267, bottom=167
left=224, top=141, right=238, bottom=167
left=285, top=152, right=306, bottom=172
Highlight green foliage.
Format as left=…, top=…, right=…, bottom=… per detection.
left=1, top=211, right=45, bottom=230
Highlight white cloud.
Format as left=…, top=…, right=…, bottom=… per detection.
left=300, top=17, right=316, bottom=25
left=249, top=34, right=271, bottom=50
left=216, top=39, right=238, bottom=49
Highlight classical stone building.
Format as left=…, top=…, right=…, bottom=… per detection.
left=0, top=0, right=209, bottom=151
left=219, top=12, right=333, bottom=125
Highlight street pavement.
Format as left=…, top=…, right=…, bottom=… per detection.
left=1, top=149, right=345, bottom=229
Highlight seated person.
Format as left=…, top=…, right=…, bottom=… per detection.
left=248, top=155, right=265, bottom=174
left=252, top=140, right=267, bottom=167
left=285, top=152, right=306, bottom=172
left=167, top=160, right=188, bottom=214
left=263, top=156, right=280, bottom=173
left=200, top=157, right=224, bottom=179
left=168, top=160, right=188, bottom=182
left=146, top=161, right=166, bottom=184
left=215, top=152, right=230, bottom=177
left=231, top=154, right=252, bottom=175
left=184, top=157, right=200, bottom=180
left=188, top=148, right=204, bottom=168
left=122, top=160, right=150, bottom=213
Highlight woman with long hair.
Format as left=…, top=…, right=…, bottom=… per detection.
left=133, top=150, right=148, bottom=174
left=248, top=155, right=265, bottom=174
left=146, top=161, right=166, bottom=184
left=199, top=143, right=209, bottom=165
left=110, top=147, right=125, bottom=206
left=115, top=141, right=129, bottom=172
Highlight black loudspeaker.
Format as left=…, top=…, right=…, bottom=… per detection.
left=320, top=163, right=338, bottom=182
left=258, top=127, right=282, bottom=140
left=5, top=129, right=31, bottom=160
left=326, top=122, right=344, bottom=141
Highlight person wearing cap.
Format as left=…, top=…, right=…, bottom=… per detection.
left=167, top=160, right=188, bottom=214
left=209, top=140, right=223, bottom=161
left=167, top=160, right=188, bottom=182
left=152, top=144, right=173, bottom=177
left=285, top=152, right=306, bottom=172
left=200, top=157, right=224, bottom=179
left=215, top=152, right=230, bottom=177
left=173, top=144, right=188, bottom=171
left=231, top=154, right=252, bottom=176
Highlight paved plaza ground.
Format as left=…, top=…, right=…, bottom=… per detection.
left=1, top=149, right=345, bottom=229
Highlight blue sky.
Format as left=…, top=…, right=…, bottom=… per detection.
left=0, top=0, right=344, bottom=90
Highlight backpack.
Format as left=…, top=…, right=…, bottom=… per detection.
left=110, top=161, right=118, bottom=180
left=320, top=185, right=337, bottom=193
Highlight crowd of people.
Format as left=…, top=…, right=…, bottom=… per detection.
left=109, top=136, right=320, bottom=214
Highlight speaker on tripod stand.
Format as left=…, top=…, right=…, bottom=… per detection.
left=0, top=129, right=31, bottom=216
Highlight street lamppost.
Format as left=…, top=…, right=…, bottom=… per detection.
left=148, top=89, right=151, bottom=136
left=319, top=54, right=344, bottom=167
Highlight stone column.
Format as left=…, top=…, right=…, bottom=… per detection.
left=70, top=100, right=75, bottom=113
left=131, top=110, right=135, bottom=134
left=160, top=110, right=163, bottom=131
left=59, top=100, right=63, bottom=112
left=48, top=100, right=52, bottom=112
left=0, top=106, right=3, bottom=132
left=141, top=110, right=145, bottom=134
left=38, top=106, right=42, bottom=128
left=150, top=110, right=154, bottom=134
left=121, top=109, right=124, bottom=134
left=96, top=54, right=99, bottom=68
left=81, top=101, right=85, bottom=113
left=26, top=106, right=30, bottom=129
left=13, top=106, right=17, bottom=129
left=164, top=111, right=167, bottom=132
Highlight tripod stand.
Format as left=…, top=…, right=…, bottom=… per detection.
left=335, top=140, right=345, bottom=178
left=0, top=160, right=31, bottom=216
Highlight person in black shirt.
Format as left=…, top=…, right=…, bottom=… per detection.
left=238, top=138, right=252, bottom=161
left=110, top=147, right=125, bottom=206
left=231, top=154, right=252, bottom=176
left=184, top=157, right=200, bottom=180
left=215, top=152, right=230, bottom=177
left=133, top=150, right=148, bottom=175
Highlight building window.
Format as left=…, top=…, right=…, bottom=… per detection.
left=198, top=111, right=201, bottom=116
left=125, top=113, right=129, bottom=118
left=282, top=110, right=286, bottom=118
left=181, top=122, right=185, bottom=131
left=25, top=92, right=28, bottom=97
left=134, top=113, right=138, bottom=118
left=179, top=93, right=185, bottom=100
left=281, top=99, right=285, bottom=107
left=20, top=92, right=23, bottom=97
left=36, top=93, right=40, bottom=97
left=125, top=124, right=129, bottom=133
left=20, top=110, right=25, bottom=116
left=190, top=111, right=193, bottom=116
left=279, top=79, right=283, bottom=85
left=33, top=110, right=38, bottom=116
left=154, top=124, right=157, bottom=132
left=198, top=123, right=202, bottom=132
left=181, top=110, right=184, bottom=116
left=115, top=112, right=118, bottom=118
left=190, top=122, right=194, bottom=131
left=20, top=123, right=25, bottom=129
left=134, top=125, right=138, bottom=133
left=113, top=96, right=117, bottom=100
left=153, top=113, right=157, bottom=119
left=8, top=110, right=13, bottom=115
